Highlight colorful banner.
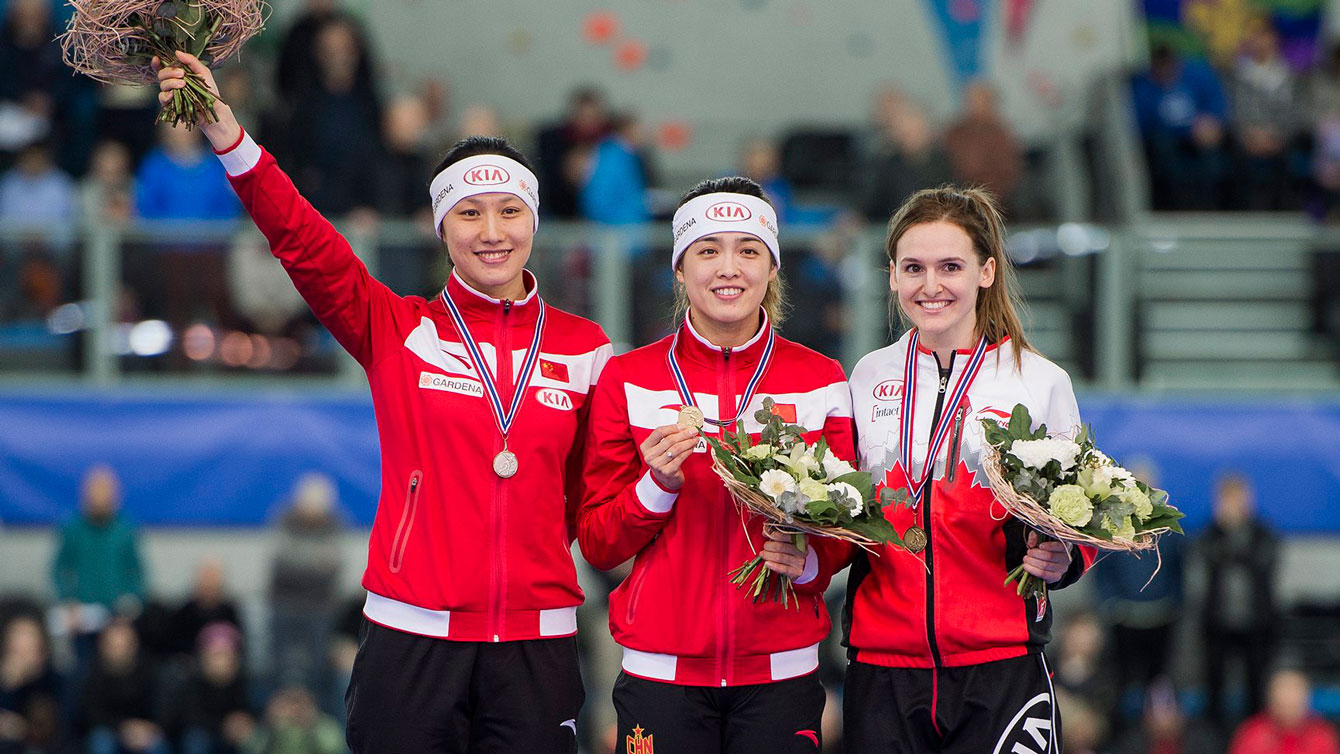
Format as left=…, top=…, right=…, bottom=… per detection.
left=1143, top=0, right=1323, bottom=70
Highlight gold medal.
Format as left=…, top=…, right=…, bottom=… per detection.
left=903, top=525, right=927, bottom=554
left=492, top=450, right=518, bottom=479
left=677, top=406, right=705, bottom=430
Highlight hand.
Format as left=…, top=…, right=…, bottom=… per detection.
left=1021, top=531, right=1071, bottom=585
left=1191, top=115, right=1223, bottom=148
left=153, top=50, right=241, bottom=151
left=759, top=529, right=807, bottom=579
left=638, top=424, right=700, bottom=491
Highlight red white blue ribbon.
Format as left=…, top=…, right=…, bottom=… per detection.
left=899, top=331, right=989, bottom=503
left=440, top=289, right=546, bottom=439
left=665, top=324, right=775, bottom=429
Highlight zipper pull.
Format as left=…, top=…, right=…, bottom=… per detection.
left=723, top=346, right=731, bottom=360
left=503, top=299, right=512, bottom=314
left=938, top=373, right=949, bottom=393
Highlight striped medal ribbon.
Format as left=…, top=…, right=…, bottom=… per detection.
left=440, top=289, right=547, bottom=478
left=665, top=325, right=776, bottom=429
left=899, top=331, right=989, bottom=504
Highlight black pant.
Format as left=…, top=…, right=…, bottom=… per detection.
left=344, top=619, right=584, bottom=754
left=844, top=654, right=1062, bottom=754
left=613, top=671, right=825, bottom=754
left=1204, top=628, right=1273, bottom=725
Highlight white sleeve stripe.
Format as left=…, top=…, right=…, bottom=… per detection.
left=216, top=131, right=263, bottom=177
left=635, top=470, right=677, bottom=513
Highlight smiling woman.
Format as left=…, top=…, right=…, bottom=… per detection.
left=577, top=176, right=856, bottom=753
left=154, top=51, right=614, bottom=754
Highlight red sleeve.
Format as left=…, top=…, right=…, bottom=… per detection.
left=795, top=360, right=857, bottom=595
left=227, top=146, right=398, bottom=366
left=576, top=358, right=677, bottom=570
left=563, top=386, right=596, bottom=545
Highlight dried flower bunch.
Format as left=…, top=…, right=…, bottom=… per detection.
left=60, top=0, right=266, bottom=128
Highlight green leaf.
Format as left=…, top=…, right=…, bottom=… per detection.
left=831, top=471, right=874, bottom=500
left=1008, top=403, right=1032, bottom=440
left=847, top=515, right=899, bottom=544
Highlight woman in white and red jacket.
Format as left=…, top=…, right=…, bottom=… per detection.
left=844, top=187, right=1096, bottom=753
left=157, top=54, right=611, bottom=753
left=578, top=177, right=855, bottom=754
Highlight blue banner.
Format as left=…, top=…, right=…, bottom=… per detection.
left=0, top=390, right=1337, bottom=532
left=927, top=0, right=989, bottom=90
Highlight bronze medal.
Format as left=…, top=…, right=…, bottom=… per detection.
left=677, top=406, right=705, bottom=430
left=492, top=450, right=518, bottom=479
left=903, top=525, right=928, bottom=554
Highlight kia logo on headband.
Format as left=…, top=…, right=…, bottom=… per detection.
left=706, top=201, right=751, bottom=222
left=464, top=165, right=510, bottom=186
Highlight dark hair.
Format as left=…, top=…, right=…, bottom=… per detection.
left=678, top=176, right=771, bottom=208
left=430, top=136, right=534, bottom=184
left=672, top=175, right=786, bottom=325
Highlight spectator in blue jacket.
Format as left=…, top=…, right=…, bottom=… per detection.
left=1131, top=45, right=1231, bottom=209
left=579, top=113, right=651, bottom=226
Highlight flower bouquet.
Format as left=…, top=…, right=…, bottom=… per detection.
left=706, top=398, right=908, bottom=607
left=59, top=0, right=267, bottom=128
left=980, top=404, right=1184, bottom=600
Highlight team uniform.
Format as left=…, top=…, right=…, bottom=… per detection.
left=214, top=130, right=612, bottom=753
left=578, top=313, right=854, bottom=754
left=844, top=333, right=1095, bottom=754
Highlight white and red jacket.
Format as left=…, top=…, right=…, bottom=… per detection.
left=578, top=313, right=855, bottom=687
left=846, top=333, right=1095, bottom=668
left=217, top=131, right=613, bottom=643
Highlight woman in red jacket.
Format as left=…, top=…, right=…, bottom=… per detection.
left=579, top=176, right=855, bottom=753
left=157, top=54, right=611, bottom=753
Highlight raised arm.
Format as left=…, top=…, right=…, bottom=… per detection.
left=155, top=51, right=396, bottom=365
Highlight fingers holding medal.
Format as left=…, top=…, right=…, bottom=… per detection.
left=640, top=416, right=701, bottom=491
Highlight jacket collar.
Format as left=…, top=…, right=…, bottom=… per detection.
left=439, top=269, right=540, bottom=323
left=675, top=308, right=771, bottom=368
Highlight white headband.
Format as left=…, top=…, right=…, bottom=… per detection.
left=429, top=154, right=540, bottom=238
left=671, top=192, right=780, bottom=269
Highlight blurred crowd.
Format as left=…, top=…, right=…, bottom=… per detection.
left=3, top=461, right=1337, bottom=754
left=1131, top=20, right=1340, bottom=217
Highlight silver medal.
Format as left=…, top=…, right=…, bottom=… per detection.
left=493, top=450, right=518, bottom=478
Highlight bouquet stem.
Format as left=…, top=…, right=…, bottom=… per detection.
left=1004, top=533, right=1051, bottom=602
left=156, top=63, right=219, bottom=129
left=728, top=533, right=805, bottom=609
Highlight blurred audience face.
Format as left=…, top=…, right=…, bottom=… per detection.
left=1244, top=23, right=1281, bottom=64
left=159, top=122, right=204, bottom=158
left=457, top=103, right=501, bottom=140
left=741, top=138, right=780, bottom=182
left=1151, top=46, right=1179, bottom=84
left=14, top=143, right=53, bottom=177
left=567, top=88, right=608, bottom=138
left=1059, top=613, right=1103, bottom=664
left=384, top=95, right=430, bottom=152
left=1213, top=475, right=1254, bottom=528
left=193, top=558, right=226, bottom=603
left=292, top=472, right=336, bottom=521
left=198, top=623, right=242, bottom=685
left=81, top=465, right=122, bottom=522
left=7, top=0, right=49, bottom=45
left=89, top=141, right=132, bottom=184
left=891, top=221, right=996, bottom=350
left=315, top=20, right=361, bottom=91
left=1144, top=681, right=1185, bottom=741
left=267, top=687, right=319, bottom=728
left=872, top=84, right=907, bottom=134
left=1267, top=669, right=1312, bottom=728
left=962, top=81, right=999, bottom=120
left=2, top=616, right=48, bottom=680
left=97, top=619, right=139, bottom=671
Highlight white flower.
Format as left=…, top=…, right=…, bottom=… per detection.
left=826, top=481, right=864, bottom=515
left=742, top=444, right=773, bottom=461
left=1009, top=438, right=1082, bottom=472
left=821, top=453, right=856, bottom=481
left=1085, top=449, right=1113, bottom=468
left=1048, top=485, right=1094, bottom=527
left=758, top=469, right=797, bottom=501
left=1121, top=488, right=1154, bottom=520
left=775, top=442, right=819, bottom=477
left=1093, top=464, right=1135, bottom=491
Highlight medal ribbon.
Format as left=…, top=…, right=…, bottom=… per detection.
left=665, top=323, right=776, bottom=429
left=899, top=331, right=989, bottom=503
left=440, top=288, right=547, bottom=440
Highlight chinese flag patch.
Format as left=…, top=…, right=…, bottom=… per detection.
left=770, top=403, right=797, bottom=423
left=539, top=359, right=569, bottom=381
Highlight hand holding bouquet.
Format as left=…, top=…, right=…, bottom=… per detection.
left=60, top=0, right=267, bottom=128
left=707, top=398, right=908, bottom=607
left=980, top=404, right=1184, bottom=600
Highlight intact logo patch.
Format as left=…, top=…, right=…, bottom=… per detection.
left=418, top=372, right=484, bottom=397
left=626, top=724, right=654, bottom=754
left=539, top=359, right=569, bottom=382
left=536, top=388, right=573, bottom=411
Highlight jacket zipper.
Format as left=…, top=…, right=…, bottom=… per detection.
left=388, top=471, right=423, bottom=573
left=717, top=345, right=734, bottom=686
left=491, top=299, right=514, bottom=641
left=945, top=404, right=967, bottom=483
left=624, top=563, right=650, bottom=624
left=922, top=352, right=955, bottom=668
